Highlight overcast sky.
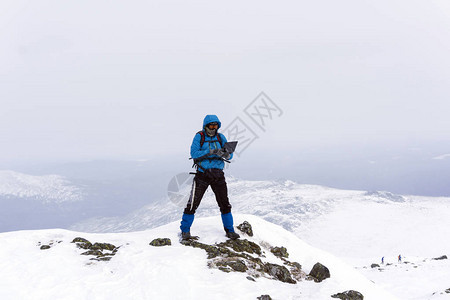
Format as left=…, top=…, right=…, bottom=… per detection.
left=1, top=0, right=449, bottom=165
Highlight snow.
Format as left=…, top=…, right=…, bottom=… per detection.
left=69, top=179, right=450, bottom=299
left=0, top=170, right=83, bottom=203
left=296, top=195, right=450, bottom=299
left=0, top=215, right=397, bottom=300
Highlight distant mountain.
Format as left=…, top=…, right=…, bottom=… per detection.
left=0, top=215, right=397, bottom=300
left=0, top=169, right=158, bottom=232
left=0, top=170, right=83, bottom=203
left=70, top=177, right=408, bottom=234
left=0, top=166, right=166, bottom=232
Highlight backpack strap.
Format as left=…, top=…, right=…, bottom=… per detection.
left=216, top=133, right=223, bottom=147
left=190, top=131, right=228, bottom=172
left=197, top=131, right=206, bottom=148
left=197, top=131, right=224, bottom=148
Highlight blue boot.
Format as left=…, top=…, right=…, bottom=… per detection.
left=180, top=213, right=195, bottom=233
left=221, top=213, right=240, bottom=240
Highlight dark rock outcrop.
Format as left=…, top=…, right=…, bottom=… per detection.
left=217, top=239, right=261, bottom=255
left=433, top=255, right=447, bottom=260
left=263, top=263, right=296, bottom=284
left=331, top=290, right=364, bottom=300
left=237, top=221, right=254, bottom=236
left=149, top=238, right=172, bottom=247
left=91, top=242, right=116, bottom=251
left=309, top=262, right=330, bottom=282
left=216, top=258, right=248, bottom=273
left=257, top=295, right=272, bottom=300
left=37, top=240, right=62, bottom=250
left=182, top=232, right=303, bottom=284
left=72, top=237, right=92, bottom=250
left=71, top=237, right=119, bottom=261
left=81, top=250, right=104, bottom=256
left=271, top=246, right=289, bottom=258
left=371, top=264, right=380, bottom=268
left=283, top=260, right=303, bottom=281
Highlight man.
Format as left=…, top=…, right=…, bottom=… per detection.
left=179, top=114, right=240, bottom=240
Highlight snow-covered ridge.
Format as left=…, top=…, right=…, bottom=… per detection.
left=0, top=215, right=397, bottom=300
left=71, top=178, right=408, bottom=233
left=0, top=170, right=83, bottom=203
left=69, top=178, right=450, bottom=299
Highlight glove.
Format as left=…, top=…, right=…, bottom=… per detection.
left=209, top=148, right=219, bottom=155
left=217, top=149, right=231, bottom=160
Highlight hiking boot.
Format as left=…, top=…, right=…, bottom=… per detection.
left=181, top=231, right=192, bottom=240
left=226, top=231, right=240, bottom=240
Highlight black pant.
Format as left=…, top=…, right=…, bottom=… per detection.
left=183, top=169, right=232, bottom=215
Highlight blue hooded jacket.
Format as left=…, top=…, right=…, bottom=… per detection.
left=191, top=115, right=233, bottom=172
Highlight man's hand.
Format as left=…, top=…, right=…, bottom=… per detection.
left=217, top=149, right=231, bottom=160
left=209, top=148, right=219, bottom=155
left=210, top=148, right=231, bottom=159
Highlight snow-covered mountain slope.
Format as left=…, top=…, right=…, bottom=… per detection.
left=71, top=178, right=360, bottom=232
left=0, top=168, right=159, bottom=232
left=71, top=178, right=450, bottom=299
left=0, top=215, right=396, bottom=300
left=0, top=170, right=87, bottom=232
left=0, top=170, right=83, bottom=203
left=71, top=178, right=450, bottom=258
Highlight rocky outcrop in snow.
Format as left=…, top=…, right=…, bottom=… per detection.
left=432, top=255, right=447, bottom=261
left=331, top=290, right=364, bottom=299
left=149, top=238, right=172, bottom=246
left=179, top=221, right=310, bottom=285
left=71, top=237, right=119, bottom=261
left=309, top=262, right=331, bottom=282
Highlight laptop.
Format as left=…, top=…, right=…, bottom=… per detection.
left=223, top=141, right=238, bottom=153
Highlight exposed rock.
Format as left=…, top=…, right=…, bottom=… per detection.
left=237, top=221, right=254, bottom=236
left=246, top=276, right=256, bottom=282
left=263, top=263, right=296, bottom=284
left=433, top=255, right=448, bottom=260
left=257, top=295, right=272, bottom=300
left=72, top=237, right=92, bottom=250
left=181, top=239, right=224, bottom=259
left=91, top=242, right=117, bottom=251
left=331, top=290, right=364, bottom=300
left=309, top=262, right=330, bottom=282
left=72, top=237, right=90, bottom=244
left=71, top=237, right=119, bottom=262
left=283, top=260, right=304, bottom=281
left=38, top=240, right=62, bottom=250
left=182, top=238, right=304, bottom=284
left=216, top=258, right=248, bottom=272
left=81, top=250, right=104, bottom=256
left=371, top=264, right=380, bottom=268
left=91, top=256, right=113, bottom=262
left=149, top=238, right=172, bottom=247
left=217, top=239, right=262, bottom=255
left=271, top=246, right=289, bottom=258
left=445, top=288, right=450, bottom=294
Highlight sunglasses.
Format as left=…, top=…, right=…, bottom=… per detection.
left=206, top=123, right=218, bottom=130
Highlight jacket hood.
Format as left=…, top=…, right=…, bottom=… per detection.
left=203, top=115, right=221, bottom=129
